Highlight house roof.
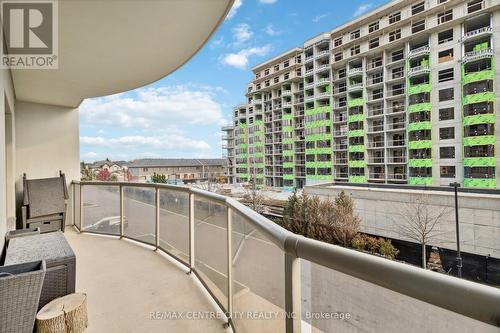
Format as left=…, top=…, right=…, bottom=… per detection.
left=90, top=159, right=129, bottom=169
left=128, top=158, right=225, bottom=168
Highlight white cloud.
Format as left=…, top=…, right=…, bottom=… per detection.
left=210, top=36, right=224, bottom=49
left=81, top=151, right=98, bottom=159
left=81, top=134, right=210, bottom=151
left=80, top=85, right=226, bottom=129
left=232, top=23, right=253, bottom=46
left=259, top=0, right=277, bottom=3
left=220, top=45, right=271, bottom=69
left=353, top=3, right=373, bottom=17
left=263, top=24, right=281, bottom=36
left=312, top=13, right=329, bottom=23
left=227, top=0, right=242, bottom=19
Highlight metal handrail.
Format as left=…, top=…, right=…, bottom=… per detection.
left=71, top=180, right=500, bottom=330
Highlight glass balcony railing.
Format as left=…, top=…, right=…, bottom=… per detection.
left=71, top=181, right=500, bottom=332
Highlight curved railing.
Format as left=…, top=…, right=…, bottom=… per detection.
left=70, top=181, right=500, bottom=332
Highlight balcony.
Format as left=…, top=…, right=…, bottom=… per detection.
left=387, top=173, right=407, bottom=181
left=304, top=81, right=315, bottom=88
left=348, top=83, right=364, bottom=92
left=65, top=227, right=225, bottom=332
left=462, top=26, right=493, bottom=42
left=44, top=179, right=500, bottom=332
left=315, top=64, right=330, bottom=72
left=348, top=67, right=363, bottom=77
left=408, top=46, right=430, bottom=60
left=3, top=1, right=500, bottom=331
left=315, top=50, right=330, bottom=59
left=408, top=65, right=431, bottom=78
left=462, top=48, right=494, bottom=64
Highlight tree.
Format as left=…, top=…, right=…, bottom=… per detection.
left=96, top=169, right=110, bottom=181
left=395, top=193, right=450, bottom=269
left=330, top=191, right=361, bottom=247
left=243, top=175, right=267, bottom=215
left=283, top=191, right=360, bottom=246
left=151, top=173, right=167, bottom=184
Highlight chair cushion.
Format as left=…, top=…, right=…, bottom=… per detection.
left=25, top=177, right=65, bottom=217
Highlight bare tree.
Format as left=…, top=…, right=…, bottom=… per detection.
left=194, top=165, right=223, bottom=193
left=396, top=193, right=450, bottom=269
left=242, top=174, right=268, bottom=215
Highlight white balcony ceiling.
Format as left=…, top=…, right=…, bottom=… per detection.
left=10, top=0, right=233, bottom=108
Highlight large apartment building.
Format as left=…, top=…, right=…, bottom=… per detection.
left=223, top=0, right=500, bottom=189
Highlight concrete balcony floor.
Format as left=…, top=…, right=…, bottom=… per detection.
left=65, top=228, right=229, bottom=333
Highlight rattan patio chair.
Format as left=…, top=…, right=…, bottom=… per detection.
left=21, top=171, right=68, bottom=233
left=0, top=260, right=46, bottom=333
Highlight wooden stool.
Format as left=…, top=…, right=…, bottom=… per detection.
left=36, top=293, right=88, bottom=333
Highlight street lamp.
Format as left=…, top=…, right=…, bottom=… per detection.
left=449, top=182, right=462, bottom=278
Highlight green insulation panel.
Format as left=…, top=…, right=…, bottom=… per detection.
left=408, top=177, right=433, bottom=186
left=464, top=178, right=496, bottom=188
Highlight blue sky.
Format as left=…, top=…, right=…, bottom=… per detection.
left=79, top=0, right=389, bottom=162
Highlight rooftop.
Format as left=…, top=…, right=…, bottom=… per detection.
left=128, top=158, right=226, bottom=168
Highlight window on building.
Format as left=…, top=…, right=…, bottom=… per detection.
left=439, top=107, right=454, bottom=121
left=439, top=88, right=454, bottom=101
left=351, top=29, right=360, bottom=40
left=274, top=65, right=279, bottom=71
left=412, top=20, right=426, bottom=33
left=438, top=29, right=453, bottom=44
left=274, top=77, right=279, bottom=84
left=440, top=166, right=456, bottom=178
left=438, top=0, right=448, bottom=3
left=412, top=2, right=425, bottom=15
left=468, top=0, right=484, bottom=13
left=334, top=52, right=343, bottom=62
left=334, top=37, right=342, bottom=47
left=437, top=10, right=453, bottom=25
left=465, top=144, right=494, bottom=157
left=284, top=60, right=289, bottom=67
left=284, top=72, right=290, bottom=80
left=389, top=29, right=401, bottom=42
left=438, top=49, right=454, bottom=63
left=369, top=21, right=379, bottom=33
left=440, top=146, right=455, bottom=158
left=438, top=68, right=454, bottom=82
left=392, top=66, right=404, bottom=79
left=369, top=37, right=379, bottom=49
left=439, top=127, right=455, bottom=139
left=351, top=45, right=360, bottom=56
left=264, top=69, right=269, bottom=75
left=265, top=80, right=270, bottom=87
left=391, top=49, right=404, bottom=62
left=388, top=12, right=401, bottom=24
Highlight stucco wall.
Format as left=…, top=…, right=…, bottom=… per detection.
left=14, top=101, right=80, bottom=226
left=0, top=68, right=16, bottom=253
left=304, top=184, right=500, bottom=259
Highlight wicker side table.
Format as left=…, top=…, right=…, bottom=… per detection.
left=5, top=231, right=76, bottom=310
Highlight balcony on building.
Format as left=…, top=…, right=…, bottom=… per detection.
left=462, top=13, right=492, bottom=43
left=463, top=36, right=494, bottom=63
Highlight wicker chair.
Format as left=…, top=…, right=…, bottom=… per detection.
left=21, top=171, right=68, bottom=233
left=0, top=260, right=46, bottom=333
